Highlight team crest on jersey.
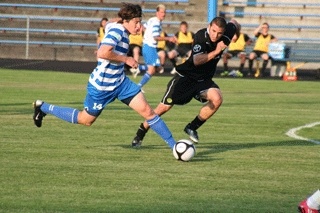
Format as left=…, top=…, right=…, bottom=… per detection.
left=166, top=98, right=173, bottom=103
left=193, top=44, right=201, bottom=53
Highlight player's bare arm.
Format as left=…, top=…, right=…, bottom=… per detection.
left=155, top=36, right=177, bottom=43
left=193, top=41, right=227, bottom=66
left=97, top=45, right=138, bottom=68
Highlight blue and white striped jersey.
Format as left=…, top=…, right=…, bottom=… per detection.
left=88, top=22, right=129, bottom=92
left=143, top=17, right=162, bottom=48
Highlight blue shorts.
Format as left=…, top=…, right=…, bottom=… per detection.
left=84, top=76, right=140, bottom=116
left=142, top=44, right=161, bottom=66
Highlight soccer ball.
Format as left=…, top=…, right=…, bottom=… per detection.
left=173, top=139, right=196, bottom=162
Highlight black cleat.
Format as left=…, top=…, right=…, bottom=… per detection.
left=184, top=124, right=199, bottom=143
left=132, top=136, right=143, bottom=148
left=33, top=100, right=46, bottom=127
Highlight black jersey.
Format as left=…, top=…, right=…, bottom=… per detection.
left=176, top=22, right=237, bottom=81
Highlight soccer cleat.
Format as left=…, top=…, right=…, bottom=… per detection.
left=298, top=199, right=319, bottom=213
left=235, top=70, right=243, bottom=77
left=33, top=100, right=46, bottom=128
left=170, top=67, right=177, bottom=75
left=184, top=124, right=199, bottom=143
left=158, top=67, right=164, bottom=74
left=130, top=67, right=140, bottom=78
left=132, top=136, right=143, bottom=148
left=220, top=71, right=229, bottom=77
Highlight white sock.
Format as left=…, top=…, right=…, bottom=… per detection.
left=307, top=189, right=320, bottom=210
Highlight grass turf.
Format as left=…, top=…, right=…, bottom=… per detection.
left=0, top=68, right=319, bottom=212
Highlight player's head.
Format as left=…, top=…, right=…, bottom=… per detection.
left=156, top=4, right=166, bottom=21
left=261, top=22, right=269, bottom=35
left=208, top=17, right=227, bottom=42
left=118, top=3, right=142, bottom=35
left=179, top=21, right=188, bottom=33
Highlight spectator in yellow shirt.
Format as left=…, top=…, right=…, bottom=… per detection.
left=248, top=23, right=277, bottom=77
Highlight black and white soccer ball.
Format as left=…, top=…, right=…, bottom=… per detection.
left=173, top=139, right=196, bottom=162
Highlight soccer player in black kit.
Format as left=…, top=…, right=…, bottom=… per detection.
left=131, top=17, right=240, bottom=147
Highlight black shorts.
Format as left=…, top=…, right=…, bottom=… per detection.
left=161, top=75, right=220, bottom=105
left=128, top=44, right=142, bottom=57
left=228, top=50, right=245, bottom=57
left=176, top=46, right=191, bottom=57
left=252, top=50, right=268, bottom=58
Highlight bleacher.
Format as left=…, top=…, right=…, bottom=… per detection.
left=0, top=0, right=190, bottom=61
left=218, top=0, right=320, bottom=73
left=0, top=0, right=320, bottom=77
left=219, top=0, right=320, bottom=39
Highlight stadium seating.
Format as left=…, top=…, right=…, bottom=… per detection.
left=1, top=0, right=320, bottom=72
left=218, top=0, right=320, bottom=73
left=0, top=0, right=189, bottom=61
left=223, top=1, right=320, bottom=8
left=0, top=3, right=185, bottom=14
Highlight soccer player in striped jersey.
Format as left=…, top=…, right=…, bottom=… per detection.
left=137, top=4, right=177, bottom=88
left=33, top=3, right=176, bottom=149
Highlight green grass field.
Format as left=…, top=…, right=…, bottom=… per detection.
left=0, top=68, right=319, bottom=212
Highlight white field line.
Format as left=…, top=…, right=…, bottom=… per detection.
left=286, top=122, right=320, bottom=144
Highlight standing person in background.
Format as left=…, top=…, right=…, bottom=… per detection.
left=248, top=22, right=277, bottom=77
left=95, top=17, right=108, bottom=57
left=167, top=21, right=194, bottom=75
left=131, top=17, right=240, bottom=147
left=137, top=4, right=177, bottom=88
left=221, top=32, right=251, bottom=77
left=298, top=189, right=320, bottom=213
left=33, top=3, right=177, bottom=150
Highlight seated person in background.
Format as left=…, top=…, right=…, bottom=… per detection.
left=128, top=27, right=147, bottom=78
left=248, top=22, right=277, bottom=77
left=167, top=21, right=194, bottom=74
left=221, top=32, right=252, bottom=77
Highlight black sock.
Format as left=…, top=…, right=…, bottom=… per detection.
left=248, top=60, right=253, bottom=72
left=239, top=63, right=244, bottom=72
left=136, top=123, right=148, bottom=139
left=170, top=58, right=177, bottom=67
left=223, top=63, right=228, bottom=71
left=189, top=116, right=206, bottom=131
left=262, top=60, right=268, bottom=73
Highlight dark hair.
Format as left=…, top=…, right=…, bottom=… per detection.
left=262, top=22, right=269, bottom=28
left=180, top=21, right=188, bottom=27
left=209, top=17, right=227, bottom=29
left=118, top=3, right=142, bottom=21
left=100, top=17, right=108, bottom=27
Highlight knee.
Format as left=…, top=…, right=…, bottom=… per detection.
left=207, top=94, right=223, bottom=109
left=77, top=111, right=96, bottom=126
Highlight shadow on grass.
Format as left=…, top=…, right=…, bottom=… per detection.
left=193, top=140, right=316, bottom=162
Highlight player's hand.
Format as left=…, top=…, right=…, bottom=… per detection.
left=125, top=57, right=138, bottom=69
left=168, top=36, right=177, bottom=43
left=217, top=41, right=227, bottom=52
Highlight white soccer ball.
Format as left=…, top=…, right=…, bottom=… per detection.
left=173, top=139, right=196, bottom=162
